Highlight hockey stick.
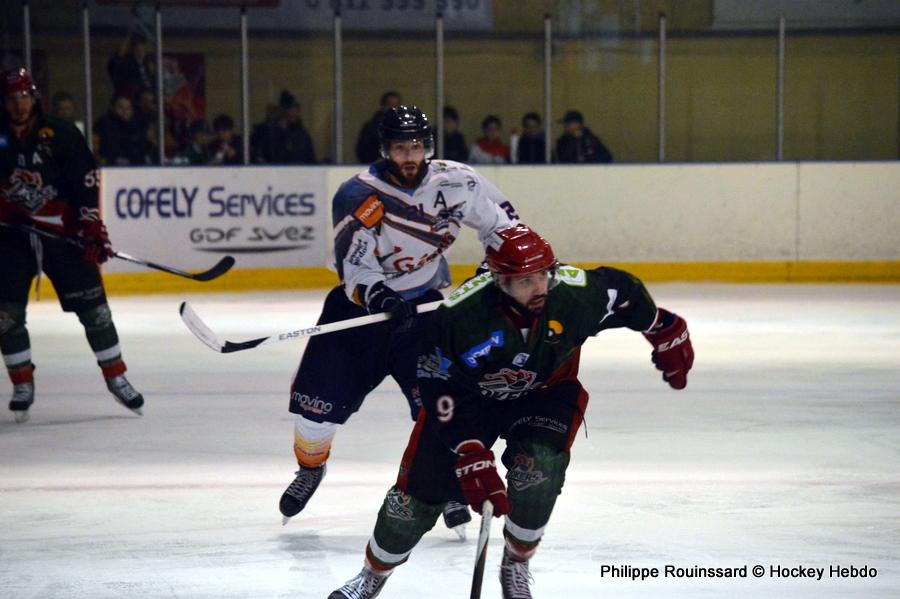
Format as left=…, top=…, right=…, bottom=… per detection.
left=0, top=221, right=235, bottom=282
left=179, top=299, right=444, bottom=353
left=470, top=500, right=495, bottom=599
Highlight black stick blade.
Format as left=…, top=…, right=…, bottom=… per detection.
left=191, top=256, right=236, bottom=281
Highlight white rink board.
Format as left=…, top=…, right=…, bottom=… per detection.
left=100, top=162, right=900, bottom=272
left=101, top=166, right=329, bottom=273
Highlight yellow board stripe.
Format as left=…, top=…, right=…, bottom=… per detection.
left=28, top=261, right=900, bottom=300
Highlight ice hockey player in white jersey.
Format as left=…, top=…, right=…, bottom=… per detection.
left=279, top=105, right=518, bottom=535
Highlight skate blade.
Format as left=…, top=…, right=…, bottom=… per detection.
left=12, top=410, right=30, bottom=423
left=452, top=524, right=466, bottom=541
left=282, top=516, right=291, bottom=526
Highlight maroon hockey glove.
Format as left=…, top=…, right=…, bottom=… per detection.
left=643, top=308, right=694, bottom=390
left=77, top=208, right=113, bottom=264
left=365, top=282, right=417, bottom=332
left=454, top=448, right=511, bottom=517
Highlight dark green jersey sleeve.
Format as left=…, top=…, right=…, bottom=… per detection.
left=579, top=266, right=658, bottom=335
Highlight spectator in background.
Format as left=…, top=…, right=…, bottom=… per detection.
left=209, top=114, right=243, bottom=165
left=512, top=111, right=547, bottom=164
left=468, top=114, right=510, bottom=164
left=279, top=91, right=316, bottom=164
left=250, top=104, right=285, bottom=164
left=355, top=90, right=401, bottom=163
left=439, top=105, right=468, bottom=162
left=50, top=91, right=76, bottom=123
left=108, top=32, right=155, bottom=102
left=182, top=120, right=212, bottom=165
left=555, top=110, right=613, bottom=164
left=93, top=95, right=147, bottom=165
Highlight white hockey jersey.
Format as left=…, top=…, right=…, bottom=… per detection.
left=332, top=159, right=517, bottom=303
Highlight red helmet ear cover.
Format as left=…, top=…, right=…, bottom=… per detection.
left=485, top=224, right=556, bottom=276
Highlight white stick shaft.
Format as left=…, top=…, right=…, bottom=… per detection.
left=256, top=300, right=444, bottom=347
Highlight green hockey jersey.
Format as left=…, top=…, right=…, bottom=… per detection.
left=416, top=265, right=659, bottom=448
left=1, top=114, right=100, bottom=233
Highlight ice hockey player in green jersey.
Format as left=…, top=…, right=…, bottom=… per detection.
left=0, top=68, right=144, bottom=422
left=329, top=223, right=694, bottom=598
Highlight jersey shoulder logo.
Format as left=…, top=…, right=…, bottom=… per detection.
left=443, top=272, right=492, bottom=307
left=353, top=194, right=384, bottom=228
left=557, top=265, right=586, bottom=287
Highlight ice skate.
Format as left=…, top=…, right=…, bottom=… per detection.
left=500, top=547, right=534, bottom=599
left=9, top=381, right=35, bottom=423
left=442, top=500, right=471, bottom=540
left=328, top=565, right=391, bottom=599
left=105, top=374, right=144, bottom=415
left=279, top=463, right=326, bottom=524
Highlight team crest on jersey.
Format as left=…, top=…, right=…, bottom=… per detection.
left=433, top=203, right=465, bottom=232
left=8, top=168, right=57, bottom=212
left=508, top=453, right=548, bottom=491
left=385, top=487, right=416, bottom=521
left=461, top=331, right=504, bottom=368
left=478, top=368, right=537, bottom=400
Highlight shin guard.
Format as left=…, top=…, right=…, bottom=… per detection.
left=501, top=441, right=570, bottom=553
left=366, top=486, right=443, bottom=570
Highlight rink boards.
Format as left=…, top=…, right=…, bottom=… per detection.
left=48, top=161, right=899, bottom=296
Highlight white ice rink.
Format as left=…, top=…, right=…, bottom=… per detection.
left=1, top=284, right=898, bottom=598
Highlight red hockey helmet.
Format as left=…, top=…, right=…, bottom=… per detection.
left=1, top=68, right=39, bottom=98
left=486, top=224, right=557, bottom=276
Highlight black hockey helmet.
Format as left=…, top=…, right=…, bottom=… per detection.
left=378, top=105, right=434, bottom=160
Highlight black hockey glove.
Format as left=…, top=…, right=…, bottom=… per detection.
left=365, top=282, right=417, bottom=332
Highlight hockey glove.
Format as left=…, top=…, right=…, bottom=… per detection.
left=77, top=208, right=113, bottom=264
left=454, top=448, right=510, bottom=517
left=643, top=308, right=694, bottom=390
left=365, top=282, right=417, bottom=332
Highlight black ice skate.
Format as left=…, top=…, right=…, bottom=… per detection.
left=328, top=565, right=391, bottom=599
left=9, top=381, right=35, bottom=423
left=442, top=500, right=471, bottom=540
left=106, top=374, right=144, bottom=415
left=500, top=547, right=534, bottom=599
left=279, top=464, right=326, bottom=524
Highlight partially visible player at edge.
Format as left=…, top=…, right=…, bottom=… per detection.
left=0, top=68, right=144, bottom=423
left=279, top=105, right=518, bottom=535
left=329, top=224, right=695, bottom=599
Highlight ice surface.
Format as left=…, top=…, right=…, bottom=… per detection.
left=1, top=284, right=898, bottom=598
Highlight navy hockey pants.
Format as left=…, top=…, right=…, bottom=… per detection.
left=289, top=285, right=444, bottom=424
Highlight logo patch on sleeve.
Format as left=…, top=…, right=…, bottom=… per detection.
left=461, top=331, right=504, bottom=368
left=353, top=195, right=384, bottom=228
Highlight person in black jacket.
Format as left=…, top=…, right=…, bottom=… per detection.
left=355, top=91, right=401, bottom=164
left=438, top=105, right=468, bottom=162
left=514, top=112, right=547, bottom=164
left=555, top=110, right=613, bottom=164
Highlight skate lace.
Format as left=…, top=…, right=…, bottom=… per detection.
left=501, top=558, right=534, bottom=598
left=337, top=569, right=386, bottom=599
left=108, top=376, right=140, bottom=400
left=285, top=467, right=323, bottom=501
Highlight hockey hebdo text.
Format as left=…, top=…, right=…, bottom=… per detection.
left=597, top=563, right=876, bottom=582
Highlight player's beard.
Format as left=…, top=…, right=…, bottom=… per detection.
left=524, top=294, right=547, bottom=315
left=388, top=160, right=427, bottom=187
